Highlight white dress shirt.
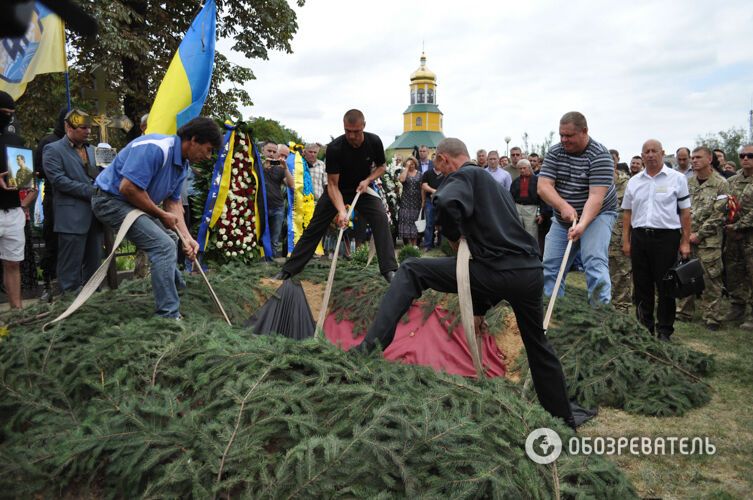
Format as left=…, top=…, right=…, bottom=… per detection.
left=622, top=166, right=690, bottom=229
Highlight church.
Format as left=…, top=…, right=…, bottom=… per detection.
left=387, top=52, right=445, bottom=158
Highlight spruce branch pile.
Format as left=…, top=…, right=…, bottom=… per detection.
left=317, top=261, right=714, bottom=417
left=0, top=268, right=636, bottom=498
left=521, top=287, right=714, bottom=417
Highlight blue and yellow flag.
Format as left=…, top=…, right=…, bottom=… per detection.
left=0, top=3, right=66, bottom=100
left=197, top=121, right=235, bottom=253
left=146, top=0, right=216, bottom=135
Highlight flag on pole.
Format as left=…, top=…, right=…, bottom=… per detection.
left=0, top=3, right=67, bottom=100
left=146, top=0, right=216, bottom=135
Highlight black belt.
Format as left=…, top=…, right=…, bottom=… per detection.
left=633, top=227, right=679, bottom=234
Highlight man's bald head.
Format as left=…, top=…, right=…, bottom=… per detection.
left=641, top=139, right=665, bottom=172
left=435, top=138, right=470, bottom=175
left=436, top=138, right=469, bottom=159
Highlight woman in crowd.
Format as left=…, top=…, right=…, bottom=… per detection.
left=397, top=156, right=423, bottom=246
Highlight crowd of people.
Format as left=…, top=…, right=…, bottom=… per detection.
left=2, top=90, right=752, bottom=343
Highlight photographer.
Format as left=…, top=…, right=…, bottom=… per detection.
left=260, top=141, right=294, bottom=257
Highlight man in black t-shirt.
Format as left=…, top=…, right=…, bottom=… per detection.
left=259, top=141, right=294, bottom=257
left=420, top=164, right=444, bottom=250
left=276, top=109, right=397, bottom=281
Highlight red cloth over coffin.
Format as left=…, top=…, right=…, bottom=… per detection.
left=324, top=304, right=505, bottom=378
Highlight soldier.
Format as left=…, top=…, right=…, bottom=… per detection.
left=723, top=144, right=753, bottom=329
left=676, top=146, right=729, bottom=330
left=609, top=154, right=631, bottom=312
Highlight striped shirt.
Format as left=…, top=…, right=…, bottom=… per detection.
left=539, top=138, right=617, bottom=223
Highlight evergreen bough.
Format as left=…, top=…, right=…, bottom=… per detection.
left=398, top=245, right=422, bottom=263
left=0, top=265, right=637, bottom=498
left=0, top=261, right=714, bottom=496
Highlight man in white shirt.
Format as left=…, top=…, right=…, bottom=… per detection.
left=622, top=139, right=692, bottom=341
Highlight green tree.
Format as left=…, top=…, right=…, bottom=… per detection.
left=526, top=131, right=555, bottom=157
left=16, top=0, right=305, bottom=147
left=695, top=126, right=747, bottom=168
left=247, top=116, right=303, bottom=145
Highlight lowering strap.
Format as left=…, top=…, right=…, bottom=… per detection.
left=44, top=209, right=146, bottom=330
left=315, top=187, right=381, bottom=335
left=457, top=238, right=484, bottom=378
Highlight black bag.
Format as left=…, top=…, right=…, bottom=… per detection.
left=662, top=258, right=705, bottom=299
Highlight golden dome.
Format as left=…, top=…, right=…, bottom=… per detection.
left=410, top=52, right=436, bottom=81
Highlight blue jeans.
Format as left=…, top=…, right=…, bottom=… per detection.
left=92, top=192, right=185, bottom=318
left=268, top=206, right=285, bottom=257
left=543, top=211, right=616, bottom=304
left=423, top=201, right=440, bottom=250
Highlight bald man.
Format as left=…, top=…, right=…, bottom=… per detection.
left=355, top=137, right=576, bottom=428
left=622, top=139, right=691, bottom=341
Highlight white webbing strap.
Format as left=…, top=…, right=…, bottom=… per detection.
left=44, top=209, right=146, bottom=330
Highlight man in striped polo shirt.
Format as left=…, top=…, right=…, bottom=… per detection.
left=537, top=111, right=617, bottom=304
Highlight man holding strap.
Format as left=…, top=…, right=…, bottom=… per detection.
left=92, top=117, right=222, bottom=319
left=276, top=109, right=397, bottom=282
left=354, top=138, right=575, bottom=427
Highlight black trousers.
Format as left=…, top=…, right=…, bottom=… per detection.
left=359, top=257, right=573, bottom=422
left=282, top=190, right=397, bottom=275
left=630, top=228, right=680, bottom=336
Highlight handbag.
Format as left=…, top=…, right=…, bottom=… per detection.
left=662, top=258, right=705, bottom=299
left=414, top=207, right=426, bottom=233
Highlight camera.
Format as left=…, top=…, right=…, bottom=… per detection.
left=270, top=159, right=281, bottom=166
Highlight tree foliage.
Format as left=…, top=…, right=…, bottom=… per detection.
left=15, top=0, right=305, bottom=147
left=248, top=116, right=304, bottom=145
left=522, top=131, right=555, bottom=157
left=696, top=126, right=747, bottom=168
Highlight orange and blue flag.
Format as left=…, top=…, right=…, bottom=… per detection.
left=146, top=0, right=216, bottom=135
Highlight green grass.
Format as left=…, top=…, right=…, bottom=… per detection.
left=564, top=273, right=753, bottom=498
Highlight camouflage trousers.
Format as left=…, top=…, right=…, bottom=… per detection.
left=723, top=235, right=753, bottom=320
left=609, top=249, right=632, bottom=312
left=677, top=246, right=724, bottom=326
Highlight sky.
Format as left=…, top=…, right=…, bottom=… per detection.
left=220, top=0, right=753, bottom=159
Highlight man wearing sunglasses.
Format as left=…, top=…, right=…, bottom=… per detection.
left=722, top=145, right=753, bottom=329
left=43, top=109, right=103, bottom=294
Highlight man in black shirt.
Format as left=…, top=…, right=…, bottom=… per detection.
left=34, top=107, right=67, bottom=299
left=354, top=137, right=575, bottom=426
left=420, top=163, right=444, bottom=250
left=276, top=109, right=397, bottom=281
left=260, top=141, right=294, bottom=257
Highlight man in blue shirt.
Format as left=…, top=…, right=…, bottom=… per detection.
left=92, top=117, right=222, bottom=319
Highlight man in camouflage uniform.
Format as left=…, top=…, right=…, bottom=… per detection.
left=677, top=146, right=729, bottom=330
left=609, top=157, right=632, bottom=311
left=723, top=144, right=753, bottom=329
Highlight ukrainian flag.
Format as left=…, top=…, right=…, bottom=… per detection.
left=146, top=0, right=216, bottom=135
left=0, top=3, right=66, bottom=100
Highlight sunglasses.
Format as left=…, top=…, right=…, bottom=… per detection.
left=739, top=153, right=753, bottom=160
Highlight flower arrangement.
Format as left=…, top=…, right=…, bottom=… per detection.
left=206, top=134, right=261, bottom=263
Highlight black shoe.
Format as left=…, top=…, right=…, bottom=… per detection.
left=382, top=270, right=396, bottom=283
left=658, top=333, right=671, bottom=342
left=706, top=323, right=720, bottom=332
left=274, top=270, right=291, bottom=281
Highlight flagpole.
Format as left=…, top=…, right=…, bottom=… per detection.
left=62, top=21, right=71, bottom=111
